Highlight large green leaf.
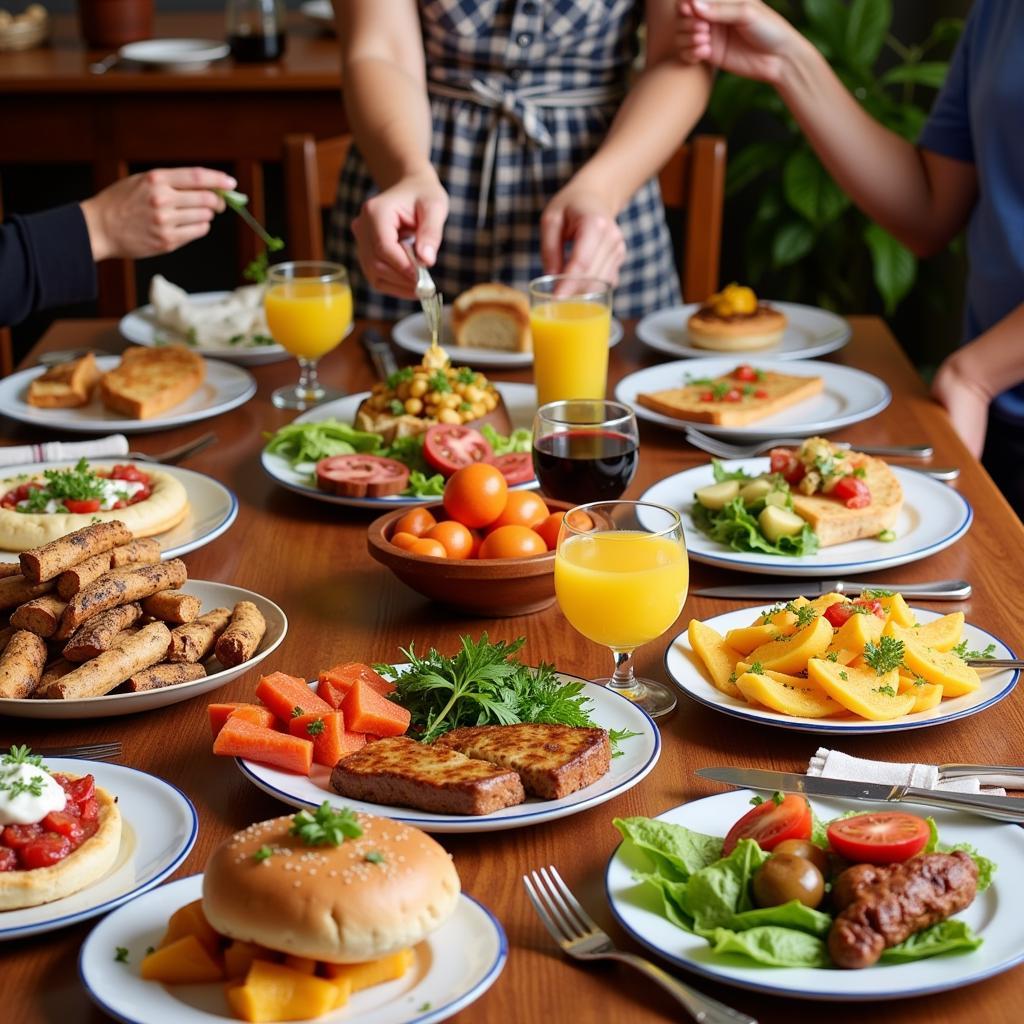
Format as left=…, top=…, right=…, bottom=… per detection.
left=782, top=148, right=850, bottom=226
left=863, top=223, right=917, bottom=313
left=880, top=62, right=950, bottom=89
left=845, top=0, right=892, bottom=67
left=725, top=141, right=791, bottom=196
left=804, top=0, right=847, bottom=55
left=772, top=221, right=816, bottom=268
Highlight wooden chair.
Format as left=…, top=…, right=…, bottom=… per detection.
left=283, top=133, right=726, bottom=299
left=0, top=178, right=13, bottom=376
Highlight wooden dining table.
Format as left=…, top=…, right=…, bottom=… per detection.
left=2, top=316, right=1023, bottom=1024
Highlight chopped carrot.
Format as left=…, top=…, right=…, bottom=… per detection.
left=288, top=712, right=355, bottom=769
left=255, top=671, right=332, bottom=725
left=208, top=703, right=247, bottom=738
left=318, top=663, right=396, bottom=698
left=213, top=717, right=313, bottom=775
left=208, top=703, right=276, bottom=738
left=315, top=677, right=344, bottom=710
left=336, top=731, right=367, bottom=757
left=341, top=680, right=410, bottom=737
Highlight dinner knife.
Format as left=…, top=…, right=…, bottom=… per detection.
left=360, top=328, right=399, bottom=381
left=692, top=579, right=972, bottom=601
left=697, top=768, right=1024, bottom=823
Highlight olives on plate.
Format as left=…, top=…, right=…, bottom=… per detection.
left=772, top=838, right=830, bottom=877
left=752, top=853, right=825, bottom=909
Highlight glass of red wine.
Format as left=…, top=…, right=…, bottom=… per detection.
left=531, top=400, right=640, bottom=504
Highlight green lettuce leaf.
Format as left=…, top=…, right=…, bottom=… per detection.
left=404, top=471, right=445, bottom=497
left=263, top=419, right=382, bottom=465
left=683, top=838, right=768, bottom=927
left=481, top=424, right=531, bottom=456
left=706, top=926, right=830, bottom=967
left=614, top=817, right=723, bottom=881
left=711, top=460, right=757, bottom=483
left=633, top=872, right=693, bottom=930
left=721, top=900, right=832, bottom=937
left=691, top=497, right=819, bottom=557
left=923, top=818, right=995, bottom=892
left=880, top=919, right=983, bottom=963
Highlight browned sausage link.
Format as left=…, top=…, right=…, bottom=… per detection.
left=0, top=574, right=54, bottom=611
left=0, top=625, right=14, bottom=656
left=38, top=657, right=76, bottom=690
left=168, top=608, right=232, bottom=663
left=214, top=600, right=267, bottom=667
left=62, top=603, right=143, bottom=662
left=124, top=662, right=206, bottom=692
left=830, top=863, right=886, bottom=913
left=141, top=590, right=202, bottom=625
left=109, top=538, right=162, bottom=568
left=56, top=552, right=114, bottom=600
left=20, top=520, right=133, bottom=583
left=9, top=595, right=68, bottom=639
left=0, top=563, right=21, bottom=579
left=828, top=852, right=979, bottom=969
left=0, top=630, right=48, bottom=698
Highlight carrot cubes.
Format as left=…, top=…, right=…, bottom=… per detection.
left=287, top=712, right=364, bottom=768
left=213, top=717, right=313, bottom=776
left=341, top=680, right=410, bottom=737
left=255, top=671, right=333, bottom=721
left=318, top=663, right=396, bottom=698
left=209, top=703, right=277, bottom=738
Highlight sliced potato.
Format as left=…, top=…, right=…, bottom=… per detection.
left=758, top=505, right=806, bottom=543
left=898, top=671, right=944, bottom=713
left=725, top=624, right=780, bottom=655
left=687, top=619, right=744, bottom=698
left=887, top=623, right=980, bottom=697
left=807, top=659, right=915, bottom=720
left=826, top=611, right=885, bottom=659
left=747, top=616, right=833, bottom=673
left=694, top=480, right=741, bottom=509
left=735, top=670, right=844, bottom=718
left=909, top=612, right=964, bottom=652
left=739, top=478, right=773, bottom=504
left=879, top=592, right=916, bottom=627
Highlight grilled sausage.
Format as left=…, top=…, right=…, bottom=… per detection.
left=62, top=603, right=143, bottom=662
left=141, top=590, right=202, bottom=624
left=109, top=538, right=161, bottom=568
left=214, top=600, right=267, bottom=667
left=168, top=608, right=231, bottom=663
left=124, top=662, right=206, bottom=692
left=0, top=630, right=47, bottom=698
left=0, top=574, right=53, bottom=611
left=9, top=595, right=68, bottom=638
left=20, top=521, right=132, bottom=583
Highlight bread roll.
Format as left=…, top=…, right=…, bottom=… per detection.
left=452, top=283, right=531, bottom=353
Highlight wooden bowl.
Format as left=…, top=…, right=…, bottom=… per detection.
left=366, top=499, right=576, bottom=617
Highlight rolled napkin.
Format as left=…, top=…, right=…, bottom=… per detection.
left=0, top=435, right=130, bottom=469
left=808, top=747, right=1009, bottom=796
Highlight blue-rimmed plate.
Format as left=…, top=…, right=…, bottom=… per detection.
left=0, top=758, right=197, bottom=941
left=236, top=673, right=659, bottom=833
left=80, top=873, right=506, bottom=1024
left=665, top=606, right=1018, bottom=735
left=642, top=460, right=972, bottom=577
left=606, top=790, right=1024, bottom=1000
left=260, top=382, right=539, bottom=510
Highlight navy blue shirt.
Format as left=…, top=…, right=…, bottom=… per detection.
left=919, top=0, right=1024, bottom=423
left=0, top=203, right=96, bottom=329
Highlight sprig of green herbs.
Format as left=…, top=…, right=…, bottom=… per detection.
left=952, top=640, right=997, bottom=661
left=290, top=803, right=363, bottom=847
left=864, top=636, right=905, bottom=675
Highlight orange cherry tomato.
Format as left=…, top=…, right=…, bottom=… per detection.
left=443, top=463, right=508, bottom=529
left=535, top=511, right=565, bottom=551
left=487, top=491, right=549, bottom=532
left=478, top=524, right=547, bottom=560
left=425, top=521, right=475, bottom=560
left=393, top=507, right=438, bottom=538
left=408, top=537, right=447, bottom=558
left=391, top=530, right=421, bottom=551
left=567, top=509, right=595, bottom=532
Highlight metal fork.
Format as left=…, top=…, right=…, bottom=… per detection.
left=523, top=866, right=757, bottom=1024
left=32, top=742, right=122, bottom=762
left=684, top=427, right=933, bottom=460
left=129, top=432, right=217, bottom=465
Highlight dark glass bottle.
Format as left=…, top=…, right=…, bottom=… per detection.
left=227, top=0, right=286, bottom=63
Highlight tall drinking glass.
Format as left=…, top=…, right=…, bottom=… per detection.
left=555, top=501, right=689, bottom=718
left=528, top=275, right=612, bottom=407
left=264, top=261, right=352, bottom=409
left=531, top=399, right=639, bottom=504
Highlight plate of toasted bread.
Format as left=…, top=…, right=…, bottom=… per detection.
left=615, top=357, right=890, bottom=439
left=0, top=350, right=256, bottom=433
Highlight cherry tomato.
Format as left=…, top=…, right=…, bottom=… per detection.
left=111, top=464, right=150, bottom=484
left=699, top=391, right=714, bottom=402
left=2, top=823, right=42, bottom=849
left=129, top=486, right=151, bottom=504
left=823, top=598, right=886, bottom=628
left=408, top=538, right=447, bottom=558
left=56, top=773, right=94, bottom=806
left=0, top=848, right=16, bottom=871
left=768, top=448, right=805, bottom=485
left=19, top=834, right=72, bottom=870
left=724, top=388, right=743, bottom=402
left=78, top=798, right=99, bottom=823
left=393, top=508, right=437, bottom=538
left=443, top=463, right=508, bottom=529
left=425, top=521, right=475, bottom=560
left=41, top=812, right=84, bottom=843
left=64, top=498, right=102, bottom=514
left=734, top=365, right=759, bottom=382
left=423, top=424, right=493, bottom=475
left=391, top=531, right=421, bottom=551
left=535, top=511, right=565, bottom=551
left=833, top=475, right=872, bottom=509
left=826, top=812, right=930, bottom=864
left=754, top=389, right=768, bottom=399
left=478, top=525, right=547, bottom=560
left=487, top=491, right=548, bottom=532
left=722, top=794, right=812, bottom=856
left=489, top=452, right=535, bottom=486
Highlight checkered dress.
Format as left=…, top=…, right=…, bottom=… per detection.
left=327, top=0, right=682, bottom=319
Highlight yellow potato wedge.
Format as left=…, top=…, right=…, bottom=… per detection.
left=753, top=596, right=809, bottom=635
left=908, top=612, right=965, bottom=652
left=747, top=616, right=833, bottom=674
left=878, top=592, right=916, bottom=627
left=886, top=623, right=981, bottom=697
left=322, top=948, right=414, bottom=992
left=807, top=659, right=915, bottom=720
left=898, top=671, right=944, bottom=713
left=141, top=934, right=224, bottom=984
left=735, top=670, right=845, bottom=718
left=228, top=961, right=337, bottom=1023
left=725, top=624, right=780, bottom=654
left=688, top=620, right=744, bottom=698
left=808, top=592, right=846, bottom=614
left=826, top=611, right=885, bottom=659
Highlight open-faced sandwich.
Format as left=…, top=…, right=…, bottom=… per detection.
left=0, top=745, right=121, bottom=910
left=686, top=284, right=787, bottom=351
left=26, top=353, right=103, bottom=409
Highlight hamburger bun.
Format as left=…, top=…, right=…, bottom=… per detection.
left=686, top=305, right=787, bottom=351
left=202, top=811, right=460, bottom=963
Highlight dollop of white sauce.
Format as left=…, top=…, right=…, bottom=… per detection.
left=0, top=762, right=67, bottom=825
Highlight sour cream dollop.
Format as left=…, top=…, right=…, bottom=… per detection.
left=0, top=761, right=67, bottom=825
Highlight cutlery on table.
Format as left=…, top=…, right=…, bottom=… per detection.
left=88, top=53, right=120, bottom=75
left=32, top=742, right=122, bottom=762
left=360, top=327, right=399, bottom=381
left=129, top=432, right=218, bottom=465
left=523, top=865, right=758, bottom=1024
left=684, top=428, right=934, bottom=461
left=692, top=579, right=972, bottom=601
left=938, top=763, right=1024, bottom=784
left=400, top=236, right=443, bottom=341
left=698, top=767, right=1024, bottom=823
left=965, top=658, right=1024, bottom=669
left=36, top=348, right=104, bottom=368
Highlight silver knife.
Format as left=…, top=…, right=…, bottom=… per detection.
left=360, top=327, right=399, bottom=381
left=692, top=579, right=972, bottom=601
left=697, top=767, right=1024, bottom=823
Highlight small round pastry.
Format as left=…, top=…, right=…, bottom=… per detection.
left=202, top=810, right=461, bottom=963
left=687, top=284, right=787, bottom=351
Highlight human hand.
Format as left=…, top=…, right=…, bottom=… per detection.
left=540, top=185, right=626, bottom=286
left=80, top=167, right=237, bottom=261
left=932, top=354, right=992, bottom=458
left=351, top=171, right=449, bottom=298
left=676, top=0, right=804, bottom=83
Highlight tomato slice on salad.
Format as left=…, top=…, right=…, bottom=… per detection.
left=722, top=793, right=812, bottom=855
left=422, top=424, right=493, bottom=475
left=768, top=448, right=805, bottom=485
left=826, top=812, right=931, bottom=864
left=823, top=598, right=886, bottom=628
left=63, top=498, right=102, bottom=514
left=832, top=475, right=872, bottom=509
left=489, top=452, right=535, bottom=486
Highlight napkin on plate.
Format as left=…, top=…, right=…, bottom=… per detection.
left=808, top=747, right=1009, bottom=796
left=0, top=435, right=130, bottom=469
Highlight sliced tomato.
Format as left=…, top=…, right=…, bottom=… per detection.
left=489, top=452, right=535, bottom=486
left=78, top=799, right=99, bottom=823
left=64, top=498, right=102, bottom=514
left=0, top=848, right=16, bottom=871
left=423, top=424, right=492, bottom=476
left=2, top=823, right=42, bottom=849
left=733, top=364, right=759, bottom=382
left=699, top=391, right=715, bottom=402
left=19, top=834, right=72, bottom=870
left=315, top=454, right=410, bottom=498
left=129, top=486, right=151, bottom=504
left=832, top=475, right=872, bottom=509
left=722, top=794, right=812, bottom=855
left=723, top=388, right=743, bottom=402
left=110, top=464, right=150, bottom=484
left=41, top=812, right=84, bottom=843
left=822, top=598, right=886, bottom=628
left=768, top=448, right=805, bottom=485
left=826, top=812, right=930, bottom=864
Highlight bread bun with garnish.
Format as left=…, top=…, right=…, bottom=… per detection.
left=687, top=284, right=787, bottom=351
left=452, top=283, right=531, bottom=353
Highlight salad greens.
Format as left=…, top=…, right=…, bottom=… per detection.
left=615, top=813, right=990, bottom=969
left=216, top=189, right=284, bottom=284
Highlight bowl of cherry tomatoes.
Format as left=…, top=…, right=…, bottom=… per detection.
left=366, top=463, right=589, bottom=616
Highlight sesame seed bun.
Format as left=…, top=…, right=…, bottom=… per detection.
left=201, top=812, right=461, bottom=963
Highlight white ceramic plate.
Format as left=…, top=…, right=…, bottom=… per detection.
left=80, top=874, right=507, bottom=1024
left=636, top=302, right=851, bottom=361
left=238, top=674, right=660, bottom=833
left=0, top=758, right=197, bottom=941
left=642, top=459, right=973, bottom=577
left=392, top=308, right=624, bottom=368
left=0, top=460, right=237, bottom=565
left=0, top=581, right=287, bottom=720
left=606, top=790, right=1024, bottom=999
left=260, top=381, right=539, bottom=510
left=615, top=357, right=891, bottom=439
left=119, top=38, right=230, bottom=68
left=664, top=606, right=1018, bottom=735
left=0, top=356, right=256, bottom=435
left=300, top=0, right=335, bottom=28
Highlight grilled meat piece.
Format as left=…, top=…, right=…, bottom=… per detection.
left=828, top=851, right=978, bottom=969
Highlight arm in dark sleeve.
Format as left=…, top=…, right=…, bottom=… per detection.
left=0, top=203, right=98, bottom=328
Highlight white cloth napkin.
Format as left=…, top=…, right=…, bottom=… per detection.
left=0, top=435, right=130, bottom=469
left=808, top=748, right=1009, bottom=796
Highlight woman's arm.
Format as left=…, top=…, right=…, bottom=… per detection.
left=337, top=1, right=447, bottom=292
left=541, top=0, right=713, bottom=281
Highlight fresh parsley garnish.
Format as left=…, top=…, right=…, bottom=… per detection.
left=860, top=588, right=895, bottom=598
left=608, top=727, right=643, bottom=758
left=114, top=947, right=129, bottom=963
left=873, top=685, right=897, bottom=696
left=456, top=366, right=476, bottom=384
left=839, top=670, right=849, bottom=681
left=428, top=370, right=452, bottom=394
left=386, top=367, right=414, bottom=389
left=290, top=803, right=363, bottom=847
left=305, top=719, right=326, bottom=736
left=786, top=602, right=817, bottom=628
left=14, top=459, right=105, bottom=513
left=826, top=651, right=839, bottom=662
left=853, top=466, right=867, bottom=478
left=291, top=706, right=304, bottom=718
left=253, top=845, right=274, bottom=862
left=389, top=399, right=406, bottom=416
left=364, top=851, right=386, bottom=864
left=750, top=791, right=785, bottom=807
left=1, top=774, right=45, bottom=800
left=3, top=745, right=44, bottom=768
left=952, top=640, right=997, bottom=661
left=863, top=636, right=905, bottom=675
left=749, top=661, right=765, bottom=675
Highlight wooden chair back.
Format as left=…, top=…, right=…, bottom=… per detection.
left=0, top=177, right=13, bottom=376
left=283, top=134, right=352, bottom=262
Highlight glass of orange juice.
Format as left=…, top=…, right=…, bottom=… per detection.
left=554, top=501, right=689, bottom=718
left=528, top=275, right=612, bottom=407
left=264, top=261, right=353, bottom=409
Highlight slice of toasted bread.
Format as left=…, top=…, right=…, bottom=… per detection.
left=27, top=353, right=102, bottom=409
left=435, top=724, right=611, bottom=799
left=636, top=369, right=823, bottom=426
left=452, top=284, right=532, bottom=353
left=329, top=736, right=525, bottom=816
left=99, top=346, right=205, bottom=419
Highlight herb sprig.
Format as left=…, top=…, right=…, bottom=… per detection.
left=863, top=636, right=905, bottom=675
left=952, top=640, right=997, bottom=661
left=290, top=803, right=363, bottom=847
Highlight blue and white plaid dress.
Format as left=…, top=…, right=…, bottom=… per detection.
left=327, top=0, right=682, bottom=319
